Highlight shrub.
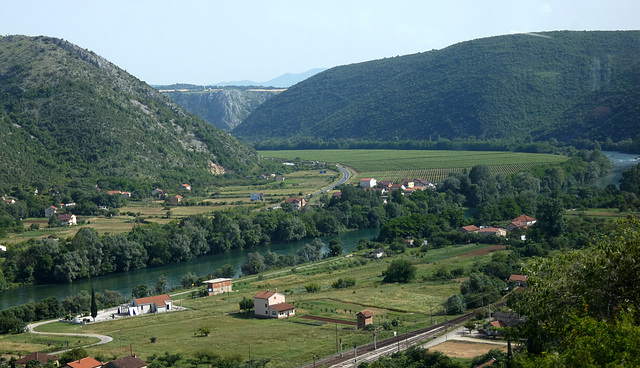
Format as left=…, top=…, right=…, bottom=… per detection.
left=331, top=277, right=356, bottom=289
left=150, top=336, right=158, bottom=343
left=304, top=283, right=320, bottom=292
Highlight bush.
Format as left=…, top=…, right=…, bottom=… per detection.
left=197, top=327, right=210, bottom=337
left=331, top=277, right=356, bottom=289
left=383, top=259, right=417, bottom=283
left=304, top=283, right=320, bottom=292
left=150, top=336, right=158, bottom=343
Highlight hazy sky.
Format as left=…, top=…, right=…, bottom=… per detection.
left=2, top=1, right=639, bottom=85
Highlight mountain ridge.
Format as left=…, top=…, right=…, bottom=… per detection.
left=233, top=31, right=640, bottom=143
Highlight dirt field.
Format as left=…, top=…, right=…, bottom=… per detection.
left=299, top=315, right=357, bottom=326
left=457, top=245, right=507, bottom=257
left=430, top=341, right=507, bottom=358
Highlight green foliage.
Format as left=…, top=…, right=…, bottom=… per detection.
left=180, top=272, right=199, bottom=289
left=444, top=294, right=466, bottom=315
left=239, top=297, right=254, bottom=313
left=383, top=259, right=416, bottom=283
left=132, top=284, right=149, bottom=298
left=357, top=346, right=462, bottom=368
left=90, top=288, right=97, bottom=321
left=0, top=35, right=260, bottom=193
left=235, top=31, right=640, bottom=144
left=60, top=348, right=88, bottom=365
left=460, top=273, right=502, bottom=309
left=331, top=277, right=356, bottom=289
left=304, top=282, right=320, bottom=293
left=196, top=327, right=210, bottom=337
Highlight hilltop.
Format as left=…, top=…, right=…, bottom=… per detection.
left=0, top=35, right=259, bottom=190
left=233, top=31, right=640, bottom=143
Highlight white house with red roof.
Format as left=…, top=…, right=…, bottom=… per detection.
left=284, top=197, right=306, bottom=210
left=57, top=214, right=77, bottom=226
left=178, top=183, right=192, bottom=191
left=507, top=214, right=537, bottom=231
left=129, top=294, right=173, bottom=315
left=253, top=290, right=295, bottom=319
left=44, top=206, right=58, bottom=218
left=359, top=178, right=377, bottom=188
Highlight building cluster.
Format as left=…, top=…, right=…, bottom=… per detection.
left=359, top=177, right=436, bottom=196
left=457, top=214, right=537, bottom=239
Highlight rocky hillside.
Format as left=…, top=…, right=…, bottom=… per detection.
left=0, top=35, right=259, bottom=190
left=233, top=31, right=640, bottom=143
left=160, top=87, right=282, bottom=131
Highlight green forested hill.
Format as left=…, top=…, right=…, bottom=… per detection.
left=0, top=36, right=259, bottom=190
left=233, top=31, right=640, bottom=142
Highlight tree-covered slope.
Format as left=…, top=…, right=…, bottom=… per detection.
left=233, top=31, right=640, bottom=142
left=0, top=36, right=259, bottom=189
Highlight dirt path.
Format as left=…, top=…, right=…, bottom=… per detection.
left=27, top=319, right=113, bottom=355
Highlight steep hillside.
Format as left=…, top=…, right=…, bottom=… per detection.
left=544, top=62, right=640, bottom=142
left=160, top=87, right=282, bottom=131
left=233, top=31, right=640, bottom=142
left=0, top=36, right=259, bottom=189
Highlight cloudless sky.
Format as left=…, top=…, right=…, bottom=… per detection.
left=2, top=1, right=639, bottom=85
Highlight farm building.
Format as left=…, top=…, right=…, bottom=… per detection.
left=254, top=290, right=295, bottom=319
left=127, top=294, right=173, bottom=315
left=203, top=278, right=232, bottom=296
left=359, top=178, right=377, bottom=188
left=357, top=310, right=373, bottom=329
left=250, top=193, right=264, bottom=201
left=16, top=352, right=59, bottom=367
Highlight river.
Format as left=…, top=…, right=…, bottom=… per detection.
left=588, top=151, right=638, bottom=188
left=0, top=227, right=380, bottom=310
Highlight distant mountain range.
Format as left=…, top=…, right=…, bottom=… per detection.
left=0, top=35, right=259, bottom=190
left=215, top=68, right=326, bottom=88
left=232, top=31, right=640, bottom=144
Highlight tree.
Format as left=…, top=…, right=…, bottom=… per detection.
left=180, top=272, right=199, bottom=288
left=463, top=320, right=476, bottom=334
left=460, top=273, right=502, bottom=309
left=132, top=284, right=149, bottom=298
left=90, top=288, right=97, bottom=322
left=239, top=297, right=254, bottom=315
left=535, top=197, right=565, bottom=238
left=153, top=275, right=168, bottom=295
left=212, top=264, right=235, bottom=278
left=327, top=238, right=343, bottom=257
left=60, top=348, right=88, bottom=365
left=383, top=259, right=416, bottom=283
left=444, top=294, right=466, bottom=315
left=240, top=252, right=265, bottom=276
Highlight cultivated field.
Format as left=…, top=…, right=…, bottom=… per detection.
left=259, top=149, right=568, bottom=183
left=31, top=244, right=506, bottom=367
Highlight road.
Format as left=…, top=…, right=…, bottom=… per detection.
left=309, top=164, right=351, bottom=197
left=27, top=318, right=113, bottom=355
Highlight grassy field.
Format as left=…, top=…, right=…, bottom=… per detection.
left=0, top=330, right=99, bottom=356
left=259, top=149, right=568, bottom=183
left=30, top=244, right=504, bottom=367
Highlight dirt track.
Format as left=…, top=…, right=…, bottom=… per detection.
left=430, top=341, right=507, bottom=358
left=458, top=245, right=506, bottom=257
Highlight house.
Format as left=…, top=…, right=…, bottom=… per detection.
left=483, top=320, right=507, bottom=336
left=457, top=225, right=480, bottom=234
left=151, top=188, right=167, bottom=197
left=103, top=355, right=147, bottom=368
left=259, top=174, right=269, bottom=180
left=178, top=184, right=192, bottom=191
left=370, top=249, right=386, bottom=259
left=414, top=178, right=436, bottom=190
left=253, top=290, right=295, bottom=319
left=359, top=178, right=377, bottom=188
left=57, top=214, right=77, bottom=226
left=405, top=239, right=415, bottom=247
left=0, top=245, right=6, bottom=252
left=65, top=357, right=102, bottom=368
left=275, top=176, right=285, bottom=182
left=107, top=190, right=122, bottom=195
left=402, top=180, right=414, bottom=189
left=356, top=310, right=373, bottom=329
left=121, top=192, right=132, bottom=199
left=202, top=278, right=232, bottom=296
left=493, top=311, right=526, bottom=327
left=64, top=203, right=76, bottom=208
left=16, top=352, right=59, bottom=367
left=388, top=184, right=406, bottom=192
left=506, top=214, right=537, bottom=231
left=507, top=274, right=528, bottom=287
left=478, top=227, right=506, bottom=237
left=378, top=181, right=393, bottom=189
left=169, top=195, right=183, bottom=206
left=4, top=198, right=16, bottom=204
left=129, top=294, right=173, bottom=315
left=332, top=191, right=342, bottom=198
left=284, top=197, right=307, bottom=210
left=44, top=206, right=58, bottom=218
left=250, top=193, right=264, bottom=201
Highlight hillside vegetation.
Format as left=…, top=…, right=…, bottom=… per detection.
left=234, top=31, right=640, bottom=143
left=0, top=35, right=259, bottom=191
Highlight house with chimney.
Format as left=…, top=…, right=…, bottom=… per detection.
left=65, top=357, right=102, bottom=368
left=253, top=290, right=295, bottom=319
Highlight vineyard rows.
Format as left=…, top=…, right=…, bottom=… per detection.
left=354, top=162, right=555, bottom=184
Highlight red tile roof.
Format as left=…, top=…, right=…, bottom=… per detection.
left=358, top=310, right=373, bottom=318
left=474, top=358, right=496, bottom=368
left=508, top=274, right=528, bottom=282
left=460, top=225, right=479, bottom=232
left=489, top=320, right=507, bottom=328
left=270, top=302, right=295, bottom=312
left=254, top=291, right=277, bottom=299
left=66, top=357, right=102, bottom=368
left=134, top=294, right=171, bottom=306
left=512, top=214, right=536, bottom=223
left=16, top=352, right=58, bottom=365
left=103, top=356, right=147, bottom=368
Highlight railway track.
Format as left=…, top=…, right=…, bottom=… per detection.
left=298, top=311, right=478, bottom=368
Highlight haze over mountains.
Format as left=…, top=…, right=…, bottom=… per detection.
left=232, top=31, right=640, bottom=144
left=214, top=68, right=326, bottom=88
left=0, top=35, right=259, bottom=189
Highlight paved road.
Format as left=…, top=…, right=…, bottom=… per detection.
left=309, top=164, right=351, bottom=197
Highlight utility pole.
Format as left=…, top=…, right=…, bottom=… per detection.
left=335, top=323, right=338, bottom=354
left=374, top=332, right=377, bottom=350
left=354, top=344, right=357, bottom=363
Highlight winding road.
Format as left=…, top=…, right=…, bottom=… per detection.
left=27, top=317, right=114, bottom=355
left=309, top=164, right=351, bottom=197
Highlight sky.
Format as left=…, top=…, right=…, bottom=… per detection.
left=2, top=1, right=640, bottom=85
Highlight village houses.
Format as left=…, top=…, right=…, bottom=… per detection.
left=202, top=278, right=232, bottom=296
left=284, top=197, right=307, bottom=210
